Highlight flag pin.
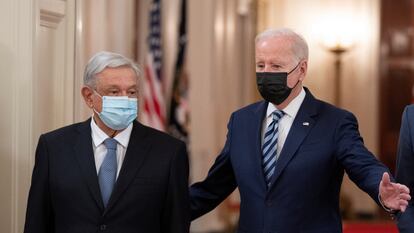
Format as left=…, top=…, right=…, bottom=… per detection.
left=303, top=122, right=310, bottom=126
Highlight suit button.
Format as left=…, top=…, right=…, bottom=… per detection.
left=266, top=201, right=272, bottom=206
left=100, top=224, right=107, bottom=231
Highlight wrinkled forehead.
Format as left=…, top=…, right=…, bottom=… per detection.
left=255, top=37, right=296, bottom=62
left=256, top=35, right=294, bottom=50
left=95, top=67, right=139, bottom=86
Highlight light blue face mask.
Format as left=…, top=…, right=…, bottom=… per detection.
left=94, top=93, right=138, bottom=130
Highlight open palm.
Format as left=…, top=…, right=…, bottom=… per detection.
left=379, top=172, right=411, bottom=212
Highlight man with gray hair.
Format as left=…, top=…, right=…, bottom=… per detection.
left=24, top=51, right=190, bottom=233
left=190, top=28, right=410, bottom=232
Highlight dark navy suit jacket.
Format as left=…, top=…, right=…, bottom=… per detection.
left=396, top=105, right=414, bottom=233
left=190, top=88, right=389, bottom=233
left=24, top=119, right=190, bottom=233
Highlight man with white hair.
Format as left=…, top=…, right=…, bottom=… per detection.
left=190, top=28, right=410, bottom=233
left=24, top=51, right=190, bottom=233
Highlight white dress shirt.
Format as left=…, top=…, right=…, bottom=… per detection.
left=261, top=88, right=306, bottom=159
left=90, top=118, right=133, bottom=179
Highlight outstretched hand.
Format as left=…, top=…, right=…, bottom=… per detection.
left=379, top=172, right=411, bottom=212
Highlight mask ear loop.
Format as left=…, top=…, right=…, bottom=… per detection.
left=91, top=89, right=103, bottom=115
left=287, top=61, right=303, bottom=90
left=287, top=61, right=301, bottom=75
left=91, top=89, right=119, bottom=137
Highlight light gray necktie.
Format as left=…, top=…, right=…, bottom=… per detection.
left=98, top=138, right=118, bottom=207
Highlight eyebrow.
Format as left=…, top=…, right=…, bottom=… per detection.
left=105, top=84, right=138, bottom=89
left=127, top=85, right=138, bottom=89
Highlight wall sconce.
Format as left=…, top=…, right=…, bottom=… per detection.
left=318, top=14, right=357, bottom=106
left=325, top=44, right=352, bottom=106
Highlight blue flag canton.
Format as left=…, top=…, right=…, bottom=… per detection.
left=148, top=0, right=162, bottom=78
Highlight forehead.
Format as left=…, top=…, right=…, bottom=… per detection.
left=255, top=36, right=295, bottom=62
left=96, top=66, right=138, bottom=87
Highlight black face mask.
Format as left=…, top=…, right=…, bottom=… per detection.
left=256, top=62, right=301, bottom=105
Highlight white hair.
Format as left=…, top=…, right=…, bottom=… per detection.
left=83, top=51, right=141, bottom=88
left=255, top=28, right=309, bottom=62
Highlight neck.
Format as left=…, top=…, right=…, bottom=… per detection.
left=92, top=115, right=120, bottom=137
left=275, top=84, right=302, bottom=110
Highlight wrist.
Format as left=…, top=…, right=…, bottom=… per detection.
left=378, top=193, right=398, bottom=214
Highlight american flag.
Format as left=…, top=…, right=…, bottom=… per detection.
left=168, top=0, right=189, bottom=143
left=142, top=0, right=165, bottom=131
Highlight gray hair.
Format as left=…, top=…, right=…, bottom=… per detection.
left=83, top=51, right=141, bottom=88
left=255, top=28, right=309, bottom=62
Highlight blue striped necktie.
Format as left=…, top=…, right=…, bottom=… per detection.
left=263, top=110, right=284, bottom=187
left=98, top=138, right=118, bottom=207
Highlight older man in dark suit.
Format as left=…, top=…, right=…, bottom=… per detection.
left=190, top=28, right=410, bottom=233
left=24, top=51, right=190, bottom=233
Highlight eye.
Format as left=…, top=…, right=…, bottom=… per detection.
left=256, top=63, right=265, bottom=70
left=271, top=64, right=282, bottom=70
left=128, top=90, right=138, bottom=97
left=107, top=89, right=119, bottom=96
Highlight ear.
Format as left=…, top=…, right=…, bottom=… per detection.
left=299, top=60, right=308, bottom=81
left=81, top=86, right=94, bottom=109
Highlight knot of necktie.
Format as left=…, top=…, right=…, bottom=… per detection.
left=272, top=110, right=285, bottom=122
left=104, top=138, right=117, bottom=150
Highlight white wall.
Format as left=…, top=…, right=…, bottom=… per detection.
left=0, top=1, right=34, bottom=231
left=0, top=0, right=76, bottom=232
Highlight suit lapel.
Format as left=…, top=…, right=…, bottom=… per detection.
left=73, top=119, right=104, bottom=211
left=104, top=121, right=152, bottom=214
left=268, top=88, right=319, bottom=190
left=251, top=101, right=269, bottom=191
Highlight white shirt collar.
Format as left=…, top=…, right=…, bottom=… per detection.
left=90, top=117, right=133, bottom=148
left=266, top=87, right=306, bottom=118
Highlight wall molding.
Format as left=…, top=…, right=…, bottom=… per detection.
left=40, top=0, right=66, bottom=29
left=9, top=0, right=36, bottom=232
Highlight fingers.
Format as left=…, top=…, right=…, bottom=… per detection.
left=400, top=193, right=411, bottom=201
left=399, top=199, right=409, bottom=206
left=387, top=198, right=409, bottom=213
left=399, top=199, right=409, bottom=212
left=393, top=186, right=411, bottom=212
left=382, top=172, right=391, bottom=186
left=379, top=176, right=412, bottom=213
left=399, top=184, right=410, bottom=194
left=395, top=185, right=411, bottom=212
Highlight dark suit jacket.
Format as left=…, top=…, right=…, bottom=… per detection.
left=190, top=88, right=389, bottom=233
left=24, top=119, right=190, bottom=233
left=396, top=105, right=414, bottom=233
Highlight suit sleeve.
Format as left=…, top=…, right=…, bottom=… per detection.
left=396, top=106, right=414, bottom=233
left=189, top=114, right=238, bottom=220
left=161, top=142, right=190, bottom=233
left=334, top=111, right=389, bottom=205
left=24, top=135, right=54, bottom=233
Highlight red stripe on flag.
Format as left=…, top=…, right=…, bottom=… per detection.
left=144, top=65, right=165, bottom=123
left=143, top=97, right=151, bottom=114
